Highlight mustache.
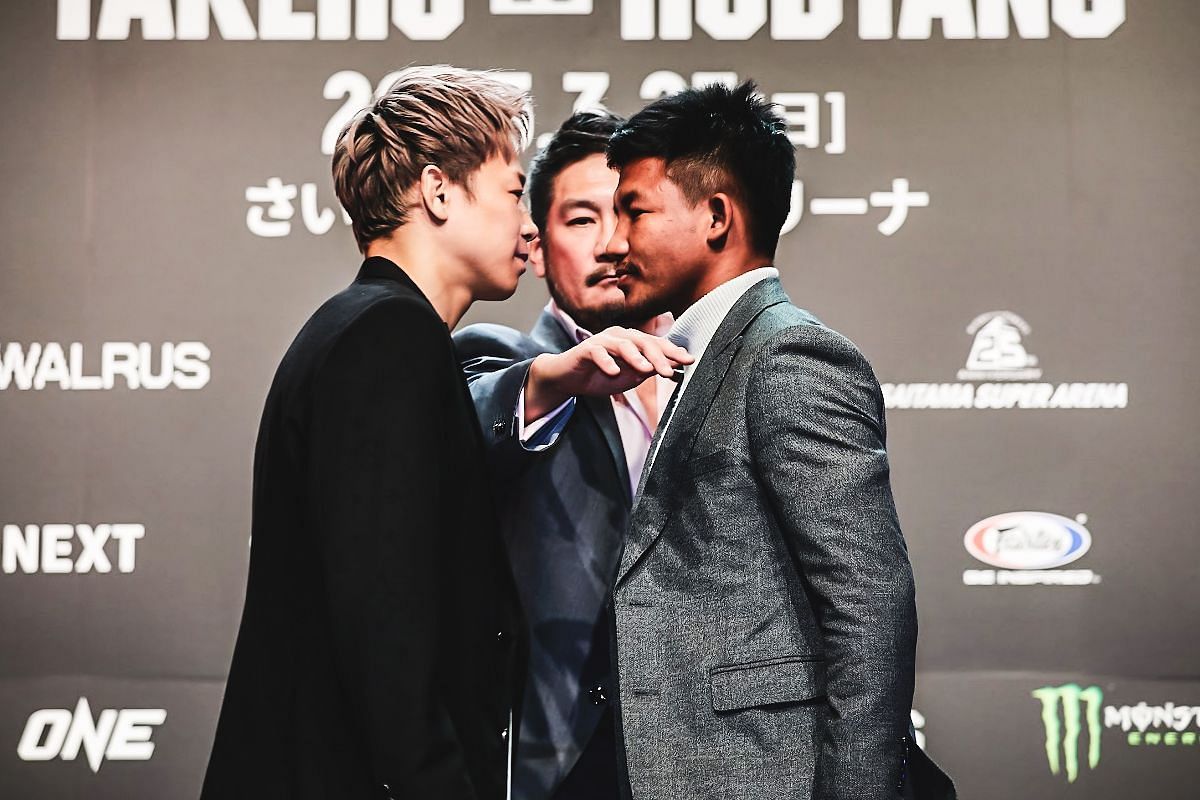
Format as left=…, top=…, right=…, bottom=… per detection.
left=610, top=261, right=642, bottom=281
left=585, top=264, right=629, bottom=287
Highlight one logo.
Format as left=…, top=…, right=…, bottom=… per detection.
left=1032, top=684, right=1103, bottom=783
left=964, top=512, right=1091, bottom=570
left=17, top=698, right=166, bottom=773
left=958, top=311, right=1042, bottom=380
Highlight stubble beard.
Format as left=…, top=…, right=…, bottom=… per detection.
left=545, top=275, right=627, bottom=334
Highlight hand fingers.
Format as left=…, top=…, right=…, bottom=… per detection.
left=587, top=344, right=622, bottom=377
left=614, top=339, right=656, bottom=375
left=617, top=328, right=694, bottom=367
left=628, top=337, right=675, bottom=378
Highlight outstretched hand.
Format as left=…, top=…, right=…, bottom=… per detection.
left=524, top=328, right=693, bottom=422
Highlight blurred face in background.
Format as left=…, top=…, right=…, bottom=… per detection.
left=529, top=153, right=627, bottom=332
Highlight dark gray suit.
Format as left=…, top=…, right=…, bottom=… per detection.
left=615, top=277, right=925, bottom=800
left=455, top=310, right=630, bottom=800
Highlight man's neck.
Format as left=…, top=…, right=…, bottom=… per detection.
left=366, top=234, right=473, bottom=328
left=672, top=256, right=772, bottom=318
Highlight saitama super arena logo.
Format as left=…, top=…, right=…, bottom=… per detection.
left=1032, top=684, right=1200, bottom=783
left=882, top=310, right=1128, bottom=410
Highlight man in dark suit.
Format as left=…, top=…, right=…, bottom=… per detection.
left=599, top=83, right=956, bottom=799
left=454, top=111, right=682, bottom=800
left=202, top=66, right=540, bottom=800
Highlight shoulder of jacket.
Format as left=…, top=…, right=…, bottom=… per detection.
left=453, top=322, right=540, bottom=358
left=749, top=307, right=870, bottom=371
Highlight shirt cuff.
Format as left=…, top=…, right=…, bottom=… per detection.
left=516, top=388, right=576, bottom=452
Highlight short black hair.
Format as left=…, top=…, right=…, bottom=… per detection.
left=607, top=81, right=794, bottom=257
left=527, top=109, right=626, bottom=233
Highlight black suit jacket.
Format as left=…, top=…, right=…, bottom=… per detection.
left=453, top=311, right=629, bottom=799
left=202, top=257, right=526, bottom=800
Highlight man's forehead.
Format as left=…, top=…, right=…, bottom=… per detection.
left=616, top=156, right=674, bottom=199
left=556, top=155, right=618, bottom=194
left=486, top=153, right=525, bottom=183
left=618, top=156, right=668, bottom=182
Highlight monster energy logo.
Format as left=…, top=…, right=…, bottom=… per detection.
left=1032, top=684, right=1103, bottom=782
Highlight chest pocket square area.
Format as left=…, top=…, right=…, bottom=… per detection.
left=709, top=655, right=827, bottom=712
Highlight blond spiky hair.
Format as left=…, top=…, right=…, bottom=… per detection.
left=332, top=65, right=532, bottom=252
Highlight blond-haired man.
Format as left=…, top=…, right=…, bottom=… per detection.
left=204, top=66, right=538, bottom=800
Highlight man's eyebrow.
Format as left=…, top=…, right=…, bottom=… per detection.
left=617, top=189, right=641, bottom=209
left=516, top=172, right=527, bottom=188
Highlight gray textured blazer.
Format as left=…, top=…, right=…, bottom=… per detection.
left=614, top=277, right=923, bottom=800
left=454, top=311, right=630, bottom=800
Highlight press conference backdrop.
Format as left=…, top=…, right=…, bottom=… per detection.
left=1, top=1, right=1196, bottom=797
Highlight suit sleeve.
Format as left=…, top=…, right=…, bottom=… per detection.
left=308, top=300, right=477, bottom=799
left=746, top=325, right=917, bottom=800
left=453, top=324, right=559, bottom=481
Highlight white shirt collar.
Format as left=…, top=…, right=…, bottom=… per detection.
left=547, top=300, right=592, bottom=345
left=667, top=267, right=779, bottom=363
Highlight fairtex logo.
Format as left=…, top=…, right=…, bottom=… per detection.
left=962, top=512, right=1100, bottom=586
left=964, top=512, right=1090, bottom=569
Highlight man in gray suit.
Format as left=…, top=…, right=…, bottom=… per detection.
left=599, top=82, right=954, bottom=799
left=454, top=111, right=686, bottom=799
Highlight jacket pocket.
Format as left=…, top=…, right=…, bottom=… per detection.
left=684, top=448, right=743, bottom=478
left=709, top=654, right=827, bottom=712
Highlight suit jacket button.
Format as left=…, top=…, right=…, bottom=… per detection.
left=588, top=684, right=608, bottom=705
left=496, top=630, right=506, bottom=644
left=500, top=726, right=509, bottom=741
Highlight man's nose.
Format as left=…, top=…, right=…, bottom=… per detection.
left=520, top=212, right=538, bottom=243
left=602, top=222, right=628, bottom=262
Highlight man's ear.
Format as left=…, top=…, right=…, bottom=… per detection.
left=529, top=233, right=547, bottom=279
left=419, top=164, right=451, bottom=223
left=706, top=193, right=733, bottom=248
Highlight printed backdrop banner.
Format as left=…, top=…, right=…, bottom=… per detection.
left=1, top=1, right=1197, bottom=798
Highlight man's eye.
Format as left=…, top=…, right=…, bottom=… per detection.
left=629, top=209, right=648, bottom=219
left=511, top=190, right=524, bottom=200
left=568, top=217, right=595, bottom=226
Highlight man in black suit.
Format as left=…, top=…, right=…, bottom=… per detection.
left=202, top=66, right=541, bottom=800
left=454, top=112, right=683, bottom=800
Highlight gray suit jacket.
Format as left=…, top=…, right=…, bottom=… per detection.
left=614, top=277, right=920, bottom=800
left=454, top=311, right=630, bottom=800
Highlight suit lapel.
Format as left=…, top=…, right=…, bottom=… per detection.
left=530, top=309, right=632, bottom=505
left=617, top=278, right=791, bottom=585
left=585, top=395, right=632, bottom=504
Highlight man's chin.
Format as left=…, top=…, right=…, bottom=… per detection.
left=480, top=279, right=520, bottom=302
left=617, top=288, right=668, bottom=324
